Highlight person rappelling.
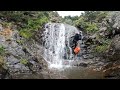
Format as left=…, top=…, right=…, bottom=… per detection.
left=70, top=32, right=82, bottom=57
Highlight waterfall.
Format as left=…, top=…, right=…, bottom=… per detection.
left=42, top=23, right=81, bottom=69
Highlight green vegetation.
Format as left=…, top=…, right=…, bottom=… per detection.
left=0, top=11, right=62, bottom=39
left=86, top=22, right=98, bottom=33
left=16, top=40, right=24, bottom=45
left=20, top=59, right=28, bottom=65
left=19, top=16, right=49, bottom=39
left=0, top=22, right=13, bottom=28
left=63, top=16, right=79, bottom=25
left=0, top=45, right=5, bottom=56
left=95, top=45, right=108, bottom=53
left=94, top=39, right=112, bottom=53
left=74, top=11, right=109, bottom=33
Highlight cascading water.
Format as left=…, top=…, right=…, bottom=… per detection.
left=43, top=23, right=65, bottom=68
left=42, top=23, right=82, bottom=69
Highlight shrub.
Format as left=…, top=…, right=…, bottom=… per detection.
left=19, top=16, right=49, bottom=39
left=94, top=39, right=111, bottom=53
left=95, top=45, right=108, bottom=53
left=86, top=22, right=98, bottom=33
left=19, top=29, right=33, bottom=39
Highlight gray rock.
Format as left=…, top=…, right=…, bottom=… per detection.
left=107, top=35, right=120, bottom=61
left=82, top=54, right=91, bottom=59
left=9, top=63, right=30, bottom=73
left=6, top=55, right=20, bottom=65
left=78, top=63, right=88, bottom=67
left=0, top=36, right=5, bottom=44
left=10, top=41, right=18, bottom=48
left=0, top=24, right=3, bottom=31
left=7, top=46, right=25, bottom=57
left=107, top=11, right=120, bottom=35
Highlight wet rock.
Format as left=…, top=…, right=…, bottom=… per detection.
left=78, top=63, right=88, bottom=67
left=83, top=55, right=89, bottom=59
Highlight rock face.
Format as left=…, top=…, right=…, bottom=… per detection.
left=0, top=22, right=48, bottom=79
left=101, top=35, right=120, bottom=78
left=107, top=11, right=120, bottom=36
left=107, top=35, right=120, bottom=61
left=100, top=12, right=120, bottom=79
left=103, top=12, right=120, bottom=62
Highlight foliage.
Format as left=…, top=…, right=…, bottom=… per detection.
left=95, top=45, right=108, bottom=53
left=19, top=29, right=34, bottom=39
left=19, top=14, right=49, bottom=39
left=94, top=39, right=112, bottom=53
left=16, top=40, right=24, bottom=45
left=49, top=11, right=63, bottom=22
left=74, top=11, right=109, bottom=33
left=0, top=45, right=5, bottom=56
left=63, top=15, right=79, bottom=25
left=0, top=11, right=54, bottom=39
left=0, top=22, right=13, bottom=28
left=86, top=22, right=98, bottom=33
left=20, top=59, right=28, bottom=65
left=0, top=11, right=63, bottom=39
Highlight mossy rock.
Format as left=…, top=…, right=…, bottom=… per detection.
left=20, top=59, right=28, bottom=65
left=0, top=45, right=5, bottom=56
left=16, top=40, right=24, bottom=45
left=94, top=45, right=108, bottom=53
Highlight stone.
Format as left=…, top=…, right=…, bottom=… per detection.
left=78, top=63, right=88, bottom=67
left=6, top=55, right=20, bottom=65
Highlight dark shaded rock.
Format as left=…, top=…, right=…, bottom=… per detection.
left=78, top=63, right=88, bottom=67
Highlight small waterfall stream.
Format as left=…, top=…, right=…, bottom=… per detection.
left=42, top=23, right=81, bottom=69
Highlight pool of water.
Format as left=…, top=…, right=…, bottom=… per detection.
left=46, top=66, right=104, bottom=79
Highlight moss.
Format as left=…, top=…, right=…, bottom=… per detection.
left=94, top=38, right=111, bottom=53
left=19, top=29, right=33, bottom=39
left=20, top=59, right=28, bottom=65
left=16, top=40, right=24, bottom=45
left=0, top=45, right=5, bottom=56
left=95, top=45, right=108, bottom=53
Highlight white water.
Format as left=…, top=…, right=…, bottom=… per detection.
left=43, top=23, right=66, bottom=69
left=43, top=23, right=81, bottom=69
